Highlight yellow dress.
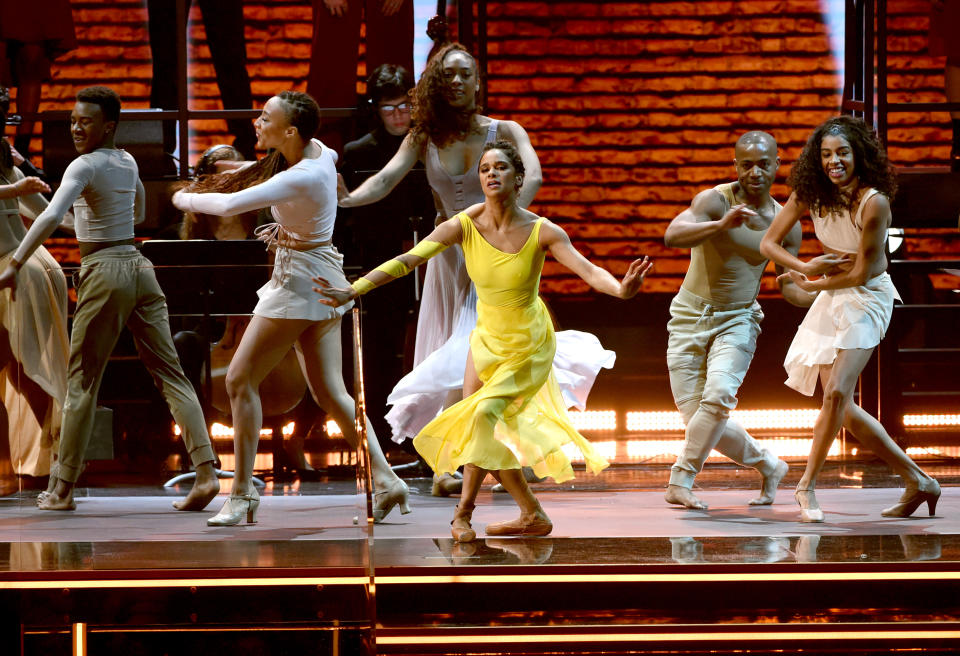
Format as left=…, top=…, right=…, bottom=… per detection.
left=413, top=213, right=610, bottom=482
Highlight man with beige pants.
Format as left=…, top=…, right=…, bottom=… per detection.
left=662, top=131, right=813, bottom=510
left=0, top=86, right=219, bottom=511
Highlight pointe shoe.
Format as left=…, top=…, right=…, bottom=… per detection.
left=207, top=492, right=260, bottom=526
left=373, top=479, right=412, bottom=523
left=485, top=511, right=553, bottom=537
left=451, top=502, right=476, bottom=543
left=794, top=488, right=824, bottom=523
left=432, top=473, right=463, bottom=497
left=881, top=478, right=941, bottom=518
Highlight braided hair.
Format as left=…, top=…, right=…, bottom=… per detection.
left=182, top=91, right=321, bottom=195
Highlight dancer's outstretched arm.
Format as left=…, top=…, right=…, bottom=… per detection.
left=337, top=133, right=422, bottom=208
left=314, top=215, right=463, bottom=306
left=540, top=219, right=652, bottom=299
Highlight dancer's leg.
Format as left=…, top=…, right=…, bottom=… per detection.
left=40, top=260, right=129, bottom=510
left=795, top=348, right=874, bottom=515
left=128, top=266, right=218, bottom=510
left=667, top=313, right=761, bottom=508
left=842, top=404, right=935, bottom=487
left=225, top=315, right=307, bottom=498
left=296, top=318, right=410, bottom=521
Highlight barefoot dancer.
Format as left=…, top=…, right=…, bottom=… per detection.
left=759, top=116, right=940, bottom=522
left=662, top=131, right=811, bottom=510
left=173, top=91, right=410, bottom=526
left=317, top=141, right=652, bottom=540
left=0, top=86, right=219, bottom=511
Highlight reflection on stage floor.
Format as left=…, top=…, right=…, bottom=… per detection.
left=2, top=459, right=958, bottom=573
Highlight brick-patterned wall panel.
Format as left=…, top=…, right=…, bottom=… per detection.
left=8, top=1, right=958, bottom=294
left=484, top=0, right=957, bottom=297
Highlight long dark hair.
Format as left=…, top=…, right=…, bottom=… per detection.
left=410, top=43, right=483, bottom=149
left=788, top=115, right=897, bottom=215
left=181, top=90, right=321, bottom=196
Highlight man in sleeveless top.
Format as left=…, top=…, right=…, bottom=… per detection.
left=0, top=86, right=219, bottom=511
left=662, top=131, right=811, bottom=510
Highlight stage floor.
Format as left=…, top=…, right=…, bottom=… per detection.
left=2, top=460, right=958, bottom=573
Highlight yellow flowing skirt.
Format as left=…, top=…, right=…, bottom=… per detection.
left=413, top=297, right=609, bottom=483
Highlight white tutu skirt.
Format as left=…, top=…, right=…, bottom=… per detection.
left=386, top=258, right=617, bottom=442
left=784, top=272, right=898, bottom=396
left=254, top=244, right=353, bottom=322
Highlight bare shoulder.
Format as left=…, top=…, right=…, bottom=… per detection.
left=464, top=202, right=485, bottom=218
left=496, top=119, right=529, bottom=141
left=538, top=217, right=570, bottom=245
left=688, top=187, right=727, bottom=220
left=862, top=189, right=891, bottom=213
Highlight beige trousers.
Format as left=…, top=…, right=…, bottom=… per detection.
left=55, top=246, right=214, bottom=483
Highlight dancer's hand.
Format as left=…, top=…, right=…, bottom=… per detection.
left=336, top=173, right=353, bottom=207
left=0, top=265, right=19, bottom=300
left=313, top=276, right=357, bottom=307
left=618, top=256, right=653, bottom=298
left=9, top=143, right=24, bottom=167
left=803, top=252, right=849, bottom=276
left=324, top=0, right=348, bottom=17
left=13, top=176, right=49, bottom=196
left=171, top=189, right=188, bottom=211
left=718, top=204, right=757, bottom=231
left=381, top=0, right=404, bottom=15
left=777, top=269, right=816, bottom=292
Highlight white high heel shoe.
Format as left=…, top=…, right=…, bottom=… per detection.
left=794, top=488, right=824, bottom=523
left=207, top=492, right=260, bottom=526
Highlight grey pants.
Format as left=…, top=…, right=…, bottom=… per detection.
left=666, top=288, right=778, bottom=488
left=55, top=247, right=215, bottom=483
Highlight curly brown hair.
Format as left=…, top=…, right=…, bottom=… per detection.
left=410, top=43, right=484, bottom=149
left=787, top=115, right=897, bottom=215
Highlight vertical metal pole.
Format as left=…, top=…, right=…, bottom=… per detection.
left=477, top=0, right=488, bottom=90
left=71, top=622, right=87, bottom=656
left=876, top=0, right=889, bottom=143
left=176, top=0, right=190, bottom=179
left=864, top=0, right=875, bottom=126
left=350, top=308, right=377, bottom=654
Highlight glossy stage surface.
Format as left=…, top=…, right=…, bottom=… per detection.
left=2, top=460, right=958, bottom=573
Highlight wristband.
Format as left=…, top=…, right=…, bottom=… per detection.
left=351, top=277, right=376, bottom=295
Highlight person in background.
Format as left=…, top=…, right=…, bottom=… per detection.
left=306, top=0, right=414, bottom=154
left=0, top=0, right=76, bottom=159
left=338, top=63, right=435, bottom=478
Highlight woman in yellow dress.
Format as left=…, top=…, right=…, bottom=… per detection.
left=316, top=141, right=652, bottom=541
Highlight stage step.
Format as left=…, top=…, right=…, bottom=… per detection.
left=374, top=553, right=960, bottom=654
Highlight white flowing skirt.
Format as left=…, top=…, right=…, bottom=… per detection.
left=386, top=247, right=616, bottom=443
left=784, top=272, right=898, bottom=396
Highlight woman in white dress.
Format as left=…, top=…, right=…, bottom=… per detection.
left=759, top=116, right=940, bottom=523
left=338, top=43, right=615, bottom=451
left=173, top=91, right=410, bottom=526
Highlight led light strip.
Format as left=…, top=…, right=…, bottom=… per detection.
left=378, top=628, right=960, bottom=646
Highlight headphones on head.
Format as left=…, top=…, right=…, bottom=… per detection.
left=193, top=144, right=241, bottom=179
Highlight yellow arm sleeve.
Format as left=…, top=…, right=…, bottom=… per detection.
left=349, top=240, right=450, bottom=296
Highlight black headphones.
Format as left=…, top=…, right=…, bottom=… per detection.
left=194, top=144, right=241, bottom=179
